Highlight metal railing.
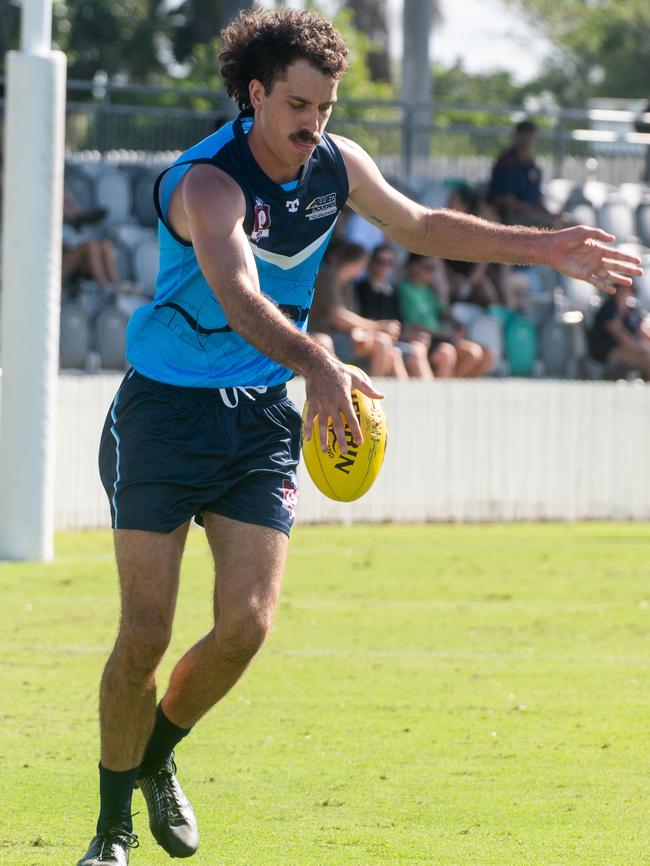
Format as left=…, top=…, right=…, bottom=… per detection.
left=2, top=77, right=649, bottom=183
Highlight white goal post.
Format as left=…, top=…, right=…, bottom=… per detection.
left=0, top=0, right=66, bottom=560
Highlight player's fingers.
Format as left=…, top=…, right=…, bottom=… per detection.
left=331, top=409, right=349, bottom=453
left=602, top=256, right=643, bottom=275
left=303, top=404, right=316, bottom=441
left=353, top=377, right=385, bottom=400
left=587, top=276, right=613, bottom=294
left=605, top=270, right=634, bottom=286
left=342, top=400, right=364, bottom=448
left=602, top=246, right=642, bottom=265
left=318, top=412, right=331, bottom=452
left=585, top=228, right=615, bottom=243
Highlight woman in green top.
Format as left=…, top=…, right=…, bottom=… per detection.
left=396, top=254, right=493, bottom=377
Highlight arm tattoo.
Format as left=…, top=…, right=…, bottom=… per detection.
left=368, top=214, right=390, bottom=229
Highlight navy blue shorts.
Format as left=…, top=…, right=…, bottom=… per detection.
left=99, top=369, right=301, bottom=535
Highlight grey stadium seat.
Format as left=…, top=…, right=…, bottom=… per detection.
left=545, top=178, right=575, bottom=212
left=540, top=318, right=571, bottom=378
left=597, top=199, right=634, bottom=242
left=449, top=302, right=484, bottom=329
left=636, top=201, right=650, bottom=248
left=467, top=314, right=503, bottom=371
left=95, top=170, right=134, bottom=225
left=111, top=238, right=133, bottom=283
left=64, top=167, right=95, bottom=211
left=59, top=303, right=90, bottom=369
left=132, top=237, right=160, bottom=296
left=95, top=307, right=128, bottom=370
left=619, top=182, right=649, bottom=210
left=568, top=202, right=597, bottom=227
left=634, top=257, right=650, bottom=310
left=582, top=180, right=616, bottom=209
left=133, top=171, right=160, bottom=228
left=560, top=274, right=599, bottom=323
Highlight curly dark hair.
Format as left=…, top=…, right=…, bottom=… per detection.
left=219, top=7, right=349, bottom=111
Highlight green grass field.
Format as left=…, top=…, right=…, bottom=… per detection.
left=2, top=522, right=650, bottom=866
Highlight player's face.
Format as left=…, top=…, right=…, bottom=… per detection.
left=248, top=59, right=339, bottom=180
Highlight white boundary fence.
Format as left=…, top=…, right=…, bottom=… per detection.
left=47, top=375, right=650, bottom=531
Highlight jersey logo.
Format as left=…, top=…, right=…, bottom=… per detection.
left=252, top=197, right=271, bottom=240
left=286, top=198, right=299, bottom=213
left=305, top=193, right=337, bottom=221
left=282, top=478, right=298, bottom=519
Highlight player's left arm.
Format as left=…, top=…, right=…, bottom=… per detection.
left=332, top=135, right=643, bottom=293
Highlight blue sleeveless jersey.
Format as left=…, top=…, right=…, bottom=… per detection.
left=125, top=113, right=349, bottom=387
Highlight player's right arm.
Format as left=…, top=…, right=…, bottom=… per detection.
left=171, top=164, right=382, bottom=450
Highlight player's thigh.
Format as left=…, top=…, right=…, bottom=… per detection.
left=114, top=522, right=190, bottom=633
left=202, top=513, right=288, bottom=627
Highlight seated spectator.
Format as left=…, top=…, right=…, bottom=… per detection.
left=62, top=236, right=122, bottom=295
left=63, top=186, right=107, bottom=231
left=355, top=244, right=433, bottom=379
left=396, top=254, right=492, bottom=378
left=488, top=119, right=566, bottom=229
left=309, top=240, right=408, bottom=379
left=588, top=285, right=650, bottom=376
left=62, top=185, right=120, bottom=296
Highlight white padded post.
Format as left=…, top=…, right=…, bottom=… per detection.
left=0, top=45, right=67, bottom=560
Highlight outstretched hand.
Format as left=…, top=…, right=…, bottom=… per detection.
left=303, top=363, right=384, bottom=453
left=546, top=225, right=643, bottom=292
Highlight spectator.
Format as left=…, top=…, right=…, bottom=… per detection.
left=63, top=186, right=107, bottom=232
left=396, top=254, right=492, bottom=378
left=309, top=239, right=408, bottom=378
left=62, top=236, right=122, bottom=294
left=488, top=119, right=563, bottom=228
left=588, top=284, right=650, bottom=376
left=355, top=243, right=434, bottom=379
left=62, top=185, right=120, bottom=295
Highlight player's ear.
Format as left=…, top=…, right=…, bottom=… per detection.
left=249, top=79, right=266, bottom=110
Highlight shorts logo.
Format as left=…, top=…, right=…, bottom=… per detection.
left=305, top=193, right=337, bottom=221
left=252, top=197, right=271, bottom=240
left=286, top=198, right=300, bottom=213
left=282, top=478, right=298, bottom=519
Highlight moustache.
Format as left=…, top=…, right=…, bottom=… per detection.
left=290, top=129, right=321, bottom=146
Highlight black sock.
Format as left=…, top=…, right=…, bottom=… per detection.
left=140, top=703, right=192, bottom=773
left=96, top=764, right=139, bottom=834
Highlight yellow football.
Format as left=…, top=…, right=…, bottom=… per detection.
left=301, top=365, right=387, bottom=502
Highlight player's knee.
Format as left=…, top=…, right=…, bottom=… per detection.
left=218, top=604, right=272, bottom=664
left=117, top=614, right=172, bottom=675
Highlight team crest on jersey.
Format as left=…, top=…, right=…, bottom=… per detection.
left=282, top=478, right=298, bottom=519
left=305, top=193, right=337, bottom=221
left=252, top=197, right=271, bottom=240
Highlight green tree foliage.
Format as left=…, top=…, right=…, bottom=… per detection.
left=503, top=0, right=650, bottom=105
left=53, top=0, right=173, bottom=81
left=433, top=61, right=522, bottom=109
